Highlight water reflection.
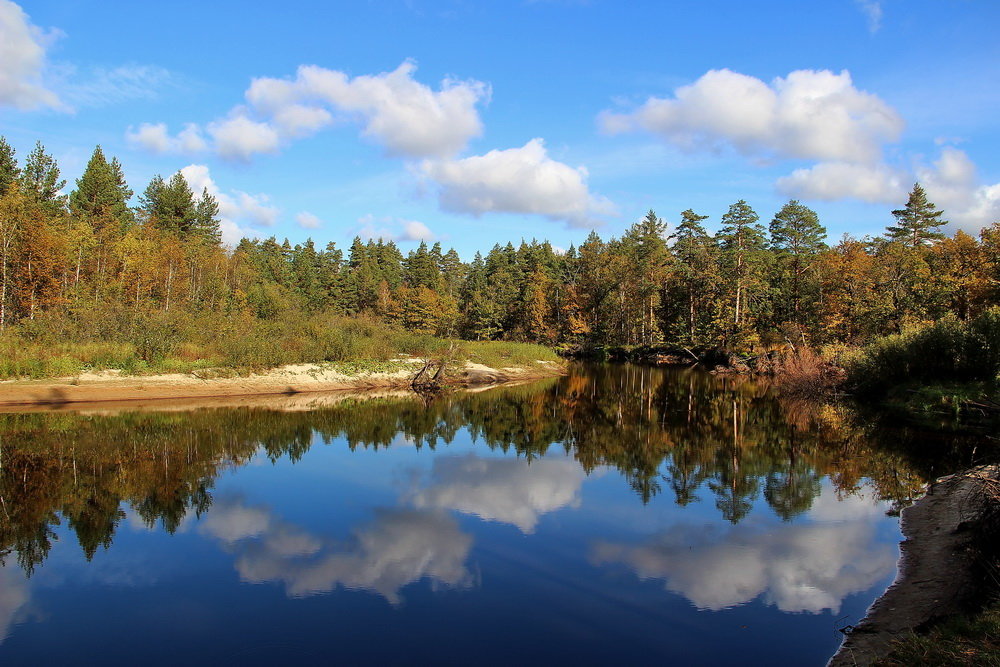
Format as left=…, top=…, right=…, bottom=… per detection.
left=1, top=364, right=966, bottom=662
left=206, top=500, right=474, bottom=604
left=407, top=455, right=587, bottom=533
left=0, top=365, right=929, bottom=577
left=0, top=565, right=29, bottom=643
left=591, top=488, right=896, bottom=613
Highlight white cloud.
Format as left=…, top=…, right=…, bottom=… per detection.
left=0, top=0, right=63, bottom=110
left=399, top=219, right=434, bottom=241
left=236, top=508, right=473, bottom=603
left=856, top=0, right=883, bottom=33
left=198, top=498, right=474, bottom=604
left=247, top=60, right=489, bottom=158
left=920, top=147, right=1000, bottom=232
left=295, top=211, right=323, bottom=229
left=197, top=499, right=271, bottom=543
left=271, top=103, right=333, bottom=138
left=601, top=68, right=903, bottom=165
left=207, top=113, right=281, bottom=162
left=420, top=138, right=615, bottom=228
left=776, top=161, right=907, bottom=204
left=355, top=214, right=435, bottom=242
left=131, top=61, right=489, bottom=161
left=126, top=122, right=206, bottom=154
left=181, top=164, right=280, bottom=244
left=408, top=454, right=587, bottom=533
left=0, top=564, right=29, bottom=644
left=590, top=487, right=896, bottom=614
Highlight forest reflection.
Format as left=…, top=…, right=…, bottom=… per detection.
left=0, top=363, right=930, bottom=577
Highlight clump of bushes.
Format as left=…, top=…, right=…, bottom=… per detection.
left=846, top=307, right=1000, bottom=397
left=767, top=346, right=846, bottom=398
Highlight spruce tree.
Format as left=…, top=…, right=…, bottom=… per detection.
left=888, top=183, right=947, bottom=248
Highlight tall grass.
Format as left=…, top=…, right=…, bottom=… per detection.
left=0, top=307, right=559, bottom=380
left=846, top=307, right=1000, bottom=397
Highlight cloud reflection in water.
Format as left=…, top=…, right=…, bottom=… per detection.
left=199, top=498, right=472, bottom=604
left=407, top=454, right=587, bottom=533
left=590, top=492, right=896, bottom=614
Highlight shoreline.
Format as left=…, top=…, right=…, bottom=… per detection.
left=829, top=465, right=996, bottom=666
left=0, top=360, right=566, bottom=408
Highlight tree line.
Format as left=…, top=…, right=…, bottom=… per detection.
left=1, top=136, right=997, bottom=352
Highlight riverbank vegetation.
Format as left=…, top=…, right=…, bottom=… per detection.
left=1, top=136, right=998, bottom=382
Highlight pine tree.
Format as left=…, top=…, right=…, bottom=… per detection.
left=192, top=188, right=222, bottom=245
left=668, top=209, right=718, bottom=345
left=888, top=183, right=947, bottom=248
left=717, top=200, right=768, bottom=344
left=19, top=142, right=66, bottom=215
left=769, top=200, right=826, bottom=327
left=141, top=172, right=196, bottom=234
left=622, top=210, right=669, bottom=344
left=69, top=146, right=133, bottom=232
left=0, top=137, right=19, bottom=197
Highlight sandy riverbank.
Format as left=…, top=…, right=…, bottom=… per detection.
left=0, top=359, right=566, bottom=408
left=830, top=465, right=997, bottom=666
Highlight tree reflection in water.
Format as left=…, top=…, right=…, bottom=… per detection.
left=0, top=363, right=936, bottom=576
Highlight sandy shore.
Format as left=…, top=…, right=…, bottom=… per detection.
left=0, top=359, right=565, bottom=408
left=829, top=465, right=996, bottom=666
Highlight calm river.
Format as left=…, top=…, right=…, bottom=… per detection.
left=0, top=364, right=940, bottom=665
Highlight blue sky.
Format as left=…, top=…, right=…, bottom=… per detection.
left=1, top=0, right=998, bottom=257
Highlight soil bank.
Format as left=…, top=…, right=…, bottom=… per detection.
left=0, top=360, right=565, bottom=408
left=829, top=465, right=996, bottom=666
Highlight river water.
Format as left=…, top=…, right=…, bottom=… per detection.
left=0, top=363, right=935, bottom=665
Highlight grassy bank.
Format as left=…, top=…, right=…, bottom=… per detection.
left=877, top=601, right=1000, bottom=665
left=0, top=309, right=560, bottom=380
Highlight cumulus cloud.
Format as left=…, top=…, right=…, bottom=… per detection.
left=198, top=498, right=473, bottom=604
left=776, top=161, right=907, bottom=204
left=355, top=214, right=435, bottom=242
left=408, top=454, right=587, bottom=533
left=197, top=498, right=272, bottom=543
left=207, top=113, right=281, bottom=162
left=601, top=69, right=903, bottom=165
left=236, top=508, right=472, bottom=603
left=181, top=164, right=280, bottom=244
left=0, top=0, right=63, bottom=110
left=420, top=138, right=615, bottom=228
left=295, top=211, right=323, bottom=229
left=126, top=122, right=206, bottom=154
left=131, top=61, right=489, bottom=162
left=919, top=147, right=1000, bottom=233
left=590, top=488, right=896, bottom=614
left=0, top=564, right=30, bottom=644
left=246, top=60, right=488, bottom=158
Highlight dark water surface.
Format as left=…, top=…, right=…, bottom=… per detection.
left=0, top=364, right=935, bottom=665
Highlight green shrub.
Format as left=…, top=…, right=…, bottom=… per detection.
left=847, top=307, right=1000, bottom=396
